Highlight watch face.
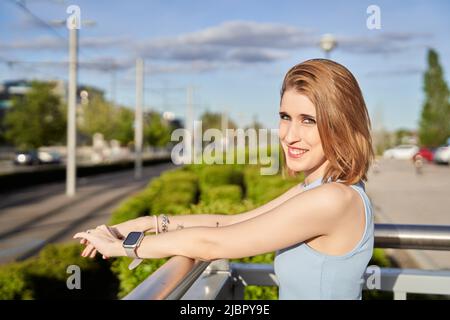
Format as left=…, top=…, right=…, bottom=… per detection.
left=123, top=232, right=143, bottom=246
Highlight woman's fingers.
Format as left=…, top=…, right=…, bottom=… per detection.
left=82, top=246, right=91, bottom=257
left=89, top=248, right=97, bottom=258
left=74, top=231, right=121, bottom=258
left=83, top=244, right=95, bottom=257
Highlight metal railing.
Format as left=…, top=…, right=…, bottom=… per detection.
left=123, top=223, right=450, bottom=300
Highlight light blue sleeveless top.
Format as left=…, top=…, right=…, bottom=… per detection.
left=274, top=176, right=374, bottom=300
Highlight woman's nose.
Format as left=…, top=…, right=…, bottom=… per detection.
left=284, top=122, right=302, bottom=144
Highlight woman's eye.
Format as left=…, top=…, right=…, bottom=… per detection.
left=280, top=114, right=290, bottom=120
left=303, top=118, right=316, bottom=124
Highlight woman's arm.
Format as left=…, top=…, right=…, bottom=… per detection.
left=147, top=183, right=305, bottom=232
left=133, top=183, right=351, bottom=261
left=78, top=184, right=305, bottom=258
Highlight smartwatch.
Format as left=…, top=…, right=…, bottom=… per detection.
left=123, top=231, right=145, bottom=270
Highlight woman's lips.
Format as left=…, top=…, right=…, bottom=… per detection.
left=287, top=146, right=309, bottom=159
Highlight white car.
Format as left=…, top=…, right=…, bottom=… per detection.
left=433, top=145, right=450, bottom=164
left=383, top=145, right=419, bottom=160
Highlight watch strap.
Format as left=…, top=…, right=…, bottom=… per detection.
left=128, top=258, right=143, bottom=270
left=124, top=246, right=139, bottom=259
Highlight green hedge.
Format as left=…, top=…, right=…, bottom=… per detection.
left=200, top=184, right=243, bottom=205
left=111, top=257, right=168, bottom=299
left=197, top=165, right=243, bottom=188
left=243, top=165, right=303, bottom=205
left=150, top=174, right=198, bottom=214
left=109, top=186, right=158, bottom=225
left=109, top=169, right=199, bottom=225
left=0, top=243, right=117, bottom=299
left=0, top=263, right=33, bottom=299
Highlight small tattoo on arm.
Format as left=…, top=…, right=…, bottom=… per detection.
left=216, top=222, right=219, bottom=228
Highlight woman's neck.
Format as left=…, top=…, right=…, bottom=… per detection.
left=303, top=159, right=329, bottom=185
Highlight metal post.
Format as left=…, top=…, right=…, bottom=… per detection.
left=66, top=27, right=78, bottom=197
left=221, top=108, right=228, bottom=152
left=221, top=109, right=228, bottom=133
left=134, top=58, right=144, bottom=179
left=185, top=86, right=193, bottom=163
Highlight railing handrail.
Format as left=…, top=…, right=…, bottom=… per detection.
left=124, top=223, right=450, bottom=300
left=374, top=223, right=450, bottom=250
left=122, top=256, right=210, bottom=300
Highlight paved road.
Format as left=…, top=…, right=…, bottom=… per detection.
left=0, top=162, right=176, bottom=264
left=366, top=158, right=450, bottom=270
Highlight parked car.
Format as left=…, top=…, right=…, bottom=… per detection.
left=383, top=145, right=419, bottom=160
left=433, top=144, right=450, bottom=164
left=38, top=150, right=62, bottom=164
left=13, top=150, right=40, bottom=165
left=412, top=147, right=434, bottom=162
left=13, top=150, right=62, bottom=165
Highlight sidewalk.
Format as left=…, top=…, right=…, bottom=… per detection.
left=366, top=158, right=450, bottom=271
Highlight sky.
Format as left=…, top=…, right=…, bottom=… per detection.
left=1, top=0, right=449, bottom=131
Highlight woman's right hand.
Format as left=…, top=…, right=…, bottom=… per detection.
left=79, top=216, right=154, bottom=258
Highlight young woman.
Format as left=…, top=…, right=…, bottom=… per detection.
left=74, top=59, right=375, bottom=300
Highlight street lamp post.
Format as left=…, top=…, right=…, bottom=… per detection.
left=319, top=34, right=337, bottom=59
left=66, top=26, right=78, bottom=196
left=135, top=58, right=144, bottom=180
left=51, top=12, right=95, bottom=196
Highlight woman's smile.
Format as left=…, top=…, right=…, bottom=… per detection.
left=286, top=146, right=309, bottom=159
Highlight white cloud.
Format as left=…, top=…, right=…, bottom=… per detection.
left=0, top=21, right=434, bottom=75
left=337, top=31, right=432, bottom=54
left=137, top=20, right=315, bottom=63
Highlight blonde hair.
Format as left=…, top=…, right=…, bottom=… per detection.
left=280, top=59, right=374, bottom=185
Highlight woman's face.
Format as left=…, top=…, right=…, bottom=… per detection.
left=279, top=89, right=328, bottom=176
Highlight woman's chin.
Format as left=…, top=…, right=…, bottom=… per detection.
left=286, top=161, right=306, bottom=173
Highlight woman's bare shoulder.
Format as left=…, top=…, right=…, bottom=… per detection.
left=304, top=182, right=355, bottom=213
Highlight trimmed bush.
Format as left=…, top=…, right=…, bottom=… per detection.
left=200, top=184, right=243, bottom=205
left=197, top=165, right=243, bottom=190
left=111, top=257, right=168, bottom=298
left=109, top=170, right=199, bottom=224
left=244, top=166, right=302, bottom=205
left=150, top=181, right=198, bottom=214
left=0, top=263, right=33, bottom=300
left=109, top=189, right=155, bottom=225
left=0, top=243, right=117, bottom=299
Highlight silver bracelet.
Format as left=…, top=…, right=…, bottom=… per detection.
left=153, top=215, right=159, bottom=235
left=160, top=214, right=170, bottom=233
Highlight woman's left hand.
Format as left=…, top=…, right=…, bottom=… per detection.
left=73, top=230, right=125, bottom=258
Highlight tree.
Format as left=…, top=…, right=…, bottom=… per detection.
left=394, top=128, right=415, bottom=145
left=418, top=49, right=450, bottom=147
left=4, top=81, right=66, bottom=149
left=112, top=107, right=134, bottom=146
left=144, top=111, right=172, bottom=147
left=79, top=93, right=116, bottom=141
left=199, top=110, right=237, bottom=131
